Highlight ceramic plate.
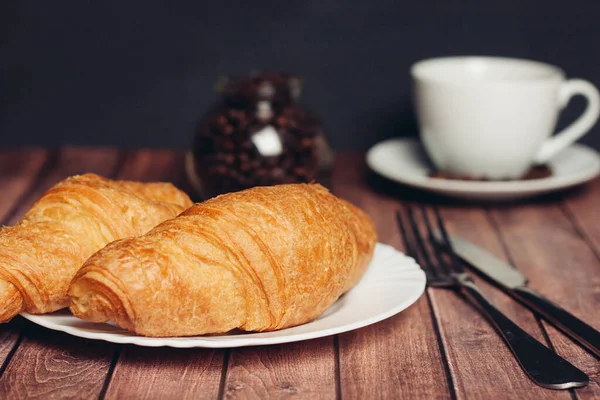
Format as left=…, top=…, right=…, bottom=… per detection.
left=367, top=138, right=600, bottom=201
left=21, top=243, right=425, bottom=348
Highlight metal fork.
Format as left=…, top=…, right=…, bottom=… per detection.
left=396, top=205, right=589, bottom=390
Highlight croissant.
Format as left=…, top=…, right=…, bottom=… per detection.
left=69, top=183, right=377, bottom=337
left=0, top=173, right=192, bottom=322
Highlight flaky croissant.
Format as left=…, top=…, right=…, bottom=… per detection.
left=0, top=173, right=192, bottom=322
left=69, top=183, right=377, bottom=337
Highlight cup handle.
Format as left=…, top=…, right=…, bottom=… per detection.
left=534, top=79, right=600, bottom=164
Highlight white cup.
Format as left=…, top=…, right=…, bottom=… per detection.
left=411, top=56, right=600, bottom=179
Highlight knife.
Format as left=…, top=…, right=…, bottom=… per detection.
left=449, top=235, right=600, bottom=358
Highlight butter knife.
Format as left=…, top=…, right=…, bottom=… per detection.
left=449, top=235, right=600, bottom=358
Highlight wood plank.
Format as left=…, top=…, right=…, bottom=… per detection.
left=0, top=147, right=122, bottom=399
left=0, top=320, right=22, bottom=376
left=104, top=346, right=223, bottom=400
left=0, top=150, right=49, bottom=370
left=0, top=149, right=49, bottom=222
left=115, top=149, right=185, bottom=183
left=333, top=154, right=451, bottom=399
left=563, top=177, right=600, bottom=396
left=103, top=150, right=225, bottom=400
left=488, top=200, right=600, bottom=398
left=223, top=338, right=336, bottom=399
left=0, top=325, right=115, bottom=399
left=563, top=177, right=600, bottom=258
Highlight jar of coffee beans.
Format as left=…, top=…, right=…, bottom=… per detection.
left=186, top=72, right=334, bottom=199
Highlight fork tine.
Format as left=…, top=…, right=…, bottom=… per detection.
left=395, top=210, right=416, bottom=259
left=397, top=206, right=456, bottom=287
left=396, top=208, right=433, bottom=280
left=420, top=206, right=452, bottom=275
left=433, top=207, right=463, bottom=271
left=406, top=206, right=436, bottom=274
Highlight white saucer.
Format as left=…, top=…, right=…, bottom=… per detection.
left=366, top=138, right=600, bottom=201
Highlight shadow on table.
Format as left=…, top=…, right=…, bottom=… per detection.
left=365, top=169, right=588, bottom=208
left=10, top=315, right=221, bottom=363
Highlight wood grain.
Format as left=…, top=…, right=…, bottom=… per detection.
left=104, top=346, right=223, bottom=400
left=0, top=149, right=49, bottom=222
left=0, top=148, right=121, bottom=399
left=488, top=200, right=600, bottom=398
left=0, top=320, right=21, bottom=375
left=564, top=179, right=600, bottom=391
left=563, top=178, right=600, bottom=258
left=115, top=149, right=185, bottom=183
left=0, top=326, right=115, bottom=399
left=0, top=150, right=49, bottom=369
left=103, top=150, right=226, bottom=400
left=333, top=154, right=451, bottom=400
left=223, top=338, right=336, bottom=399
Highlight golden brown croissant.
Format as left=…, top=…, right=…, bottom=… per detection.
left=69, top=183, right=377, bottom=337
left=0, top=173, right=192, bottom=322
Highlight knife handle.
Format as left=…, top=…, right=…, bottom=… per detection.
left=513, top=286, right=600, bottom=358
left=456, top=275, right=589, bottom=389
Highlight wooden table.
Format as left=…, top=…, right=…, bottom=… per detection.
left=0, top=148, right=599, bottom=399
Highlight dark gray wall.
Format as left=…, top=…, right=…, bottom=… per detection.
left=2, top=1, right=600, bottom=151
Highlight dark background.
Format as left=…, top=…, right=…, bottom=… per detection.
left=2, top=1, right=600, bottom=151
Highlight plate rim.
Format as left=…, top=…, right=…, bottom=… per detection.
left=366, top=138, right=600, bottom=195
left=20, top=243, right=426, bottom=348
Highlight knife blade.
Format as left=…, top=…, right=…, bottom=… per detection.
left=449, top=236, right=526, bottom=289
left=449, top=235, right=600, bottom=358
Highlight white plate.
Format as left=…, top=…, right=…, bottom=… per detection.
left=367, top=138, right=600, bottom=201
left=21, top=243, right=425, bottom=348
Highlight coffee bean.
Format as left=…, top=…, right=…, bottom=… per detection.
left=276, top=116, right=288, bottom=127
left=224, top=153, right=235, bottom=165
left=257, top=175, right=270, bottom=186
left=222, top=140, right=235, bottom=152
left=217, top=115, right=228, bottom=127
left=215, top=164, right=228, bottom=175
left=281, top=157, right=294, bottom=170
left=241, top=140, right=254, bottom=151
left=223, top=125, right=234, bottom=135
left=228, top=109, right=245, bottom=120
left=264, top=157, right=279, bottom=168
left=271, top=167, right=285, bottom=180
left=238, top=152, right=250, bottom=163
left=239, top=162, right=252, bottom=172
left=300, top=137, right=314, bottom=149
left=293, top=167, right=307, bottom=177
left=249, top=160, right=261, bottom=169
left=256, top=168, right=268, bottom=177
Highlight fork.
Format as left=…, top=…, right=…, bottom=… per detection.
left=396, top=205, right=589, bottom=390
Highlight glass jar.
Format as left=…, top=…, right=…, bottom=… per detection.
left=186, top=73, right=334, bottom=199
